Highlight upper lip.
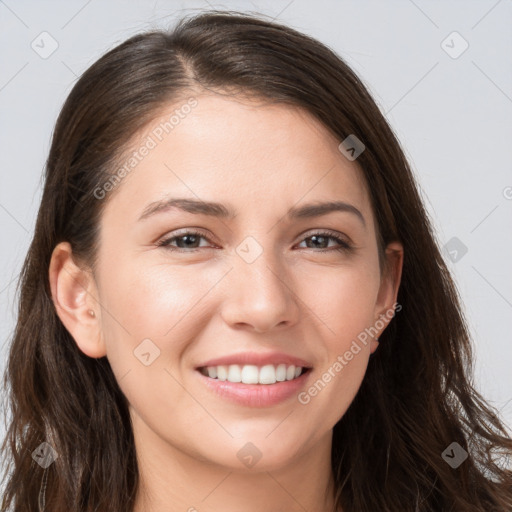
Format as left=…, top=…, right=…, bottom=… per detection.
left=195, top=351, right=313, bottom=370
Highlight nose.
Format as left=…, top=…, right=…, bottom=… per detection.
left=219, top=248, right=300, bottom=333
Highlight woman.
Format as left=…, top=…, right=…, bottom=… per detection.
left=1, top=9, right=511, bottom=512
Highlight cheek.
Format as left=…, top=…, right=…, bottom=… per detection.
left=96, top=256, right=223, bottom=376
left=295, top=264, right=379, bottom=421
left=99, top=256, right=209, bottom=335
left=300, top=259, right=380, bottom=338
left=95, top=260, right=211, bottom=424
left=299, top=345, right=369, bottom=434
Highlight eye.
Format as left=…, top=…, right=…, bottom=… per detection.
left=156, top=229, right=213, bottom=252
left=156, top=229, right=352, bottom=253
left=296, top=230, right=352, bottom=252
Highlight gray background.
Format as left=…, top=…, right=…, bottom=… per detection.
left=1, top=0, right=511, bottom=455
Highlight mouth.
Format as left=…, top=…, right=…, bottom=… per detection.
left=196, top=364, right=313, bottom=385
left=195, top=364, right=314, bottom=408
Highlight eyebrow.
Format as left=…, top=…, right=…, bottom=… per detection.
left=138, top=197, right=366, bottom=226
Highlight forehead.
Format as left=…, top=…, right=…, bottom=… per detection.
left=102, top=93, right=373, bottom=225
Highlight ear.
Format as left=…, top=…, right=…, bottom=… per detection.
left=370, top=241, right=404, bottom=354
left=48, top=242, right=106, bottom=358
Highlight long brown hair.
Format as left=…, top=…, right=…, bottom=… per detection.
left=1, top=9, right=511, bottom=511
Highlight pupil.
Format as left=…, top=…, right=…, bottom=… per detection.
left=179, top=235, right=198, bottom=248
left=310, top=235, right=326, bottom=248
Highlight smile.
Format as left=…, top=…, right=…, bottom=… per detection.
left=195, top=365, right=313, bottom=407
left=198, top=363, right=308, bottom=385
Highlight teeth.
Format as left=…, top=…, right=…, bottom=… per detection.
left=259, top=364, right=277, bottom=384
left=275, top=364, right=287, bottom=382
left=217, top=365, right=228, bottom=381
left=200, top=364, right=306, bottom=384
left=227, top=364, right=242, bottom=382
left=241, top=365, right=259, bottom=384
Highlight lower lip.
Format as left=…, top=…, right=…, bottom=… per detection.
left=195, top=369, right=313, bottom=407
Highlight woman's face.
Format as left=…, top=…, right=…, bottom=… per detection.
left=59, top=93, right=402, bottom=472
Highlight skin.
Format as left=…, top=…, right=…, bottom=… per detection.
left=49, top=92, right=403, bottom=512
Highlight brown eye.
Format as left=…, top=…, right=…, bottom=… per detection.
left=157, top=230, right=212, bottom=252
left=156, top=229, right=352, bottom=253
left=297, top=231, right=352, bottom=252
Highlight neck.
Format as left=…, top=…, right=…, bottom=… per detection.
left=131, top=410, right=339, bottom=512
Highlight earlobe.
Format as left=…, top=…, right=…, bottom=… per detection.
left=48, top=242, right=106, bottom=358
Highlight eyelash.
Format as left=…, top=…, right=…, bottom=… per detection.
left=156, top=229, right=353, bottom=253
